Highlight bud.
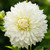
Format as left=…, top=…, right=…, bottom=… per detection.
left=0, top=11, right=5, bottom=20
left=0, top=14, right=3, bottom=20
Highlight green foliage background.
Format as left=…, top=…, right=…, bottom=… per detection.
left=0, top=0, right=50, bottom=50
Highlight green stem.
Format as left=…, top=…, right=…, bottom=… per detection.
left=27, top=46, right=29, bottom=50
left=27, top=48, right=29, bottom=50
left=26, top=0, right=28, bottom=2
left=30, top=46, right=31, bottom=50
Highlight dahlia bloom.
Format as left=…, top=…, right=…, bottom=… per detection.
left=4, top=1, right=48, bottom=49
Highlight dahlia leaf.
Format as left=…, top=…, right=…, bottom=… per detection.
left=34, top=46, right=44, bottom=50
left=39, top=39, right=50, bottom=50
left=5, top=46, right=12, bottom=49
left=12, top=46, right=21, bottom=50
left=0, top=26, right=4, bottom=31
left=0, top=20, right=4, bottom=25
left=45, top=30, right=50, bottom=39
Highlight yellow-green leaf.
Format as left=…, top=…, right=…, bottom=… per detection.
left=5, top=46, right=12, bottom=49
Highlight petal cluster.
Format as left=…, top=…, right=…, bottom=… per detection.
left=4, top=1, right=48, bottom=49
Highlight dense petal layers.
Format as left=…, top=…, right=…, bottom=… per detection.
left=4, top=1, right=48, bottom=49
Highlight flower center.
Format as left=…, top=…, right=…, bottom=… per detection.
left=18, top=18, right=29, bottom=30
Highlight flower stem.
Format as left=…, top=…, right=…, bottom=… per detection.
left=26, top=0, right=28, bottom=2
left=27, top=48, right=29, bottom=50
left=27, top=46, right=29, bottom=50
left=30, top=46, right=31, bottom=50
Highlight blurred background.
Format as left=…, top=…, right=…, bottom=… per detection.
left=0, top=0, right=50, bottom=50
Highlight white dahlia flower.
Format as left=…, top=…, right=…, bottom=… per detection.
left=4, top=1, right=48, bottom=49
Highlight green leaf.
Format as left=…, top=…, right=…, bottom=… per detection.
left=45, top=30, right=50, bottom=39
left=0, top=20, right=4, bottom=25
left=0, top=26, right=4, bottom=31
left=5, top=46, right=21, bottom=50
left=12, top=46, right=21, bottom=50
left=34, top=46, right=44, bottom=50
left=39, top=39, right=50, bottom=50
left=5, top=46, right=12, bottom=49
left=44, top=0, right=50, bottom=6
